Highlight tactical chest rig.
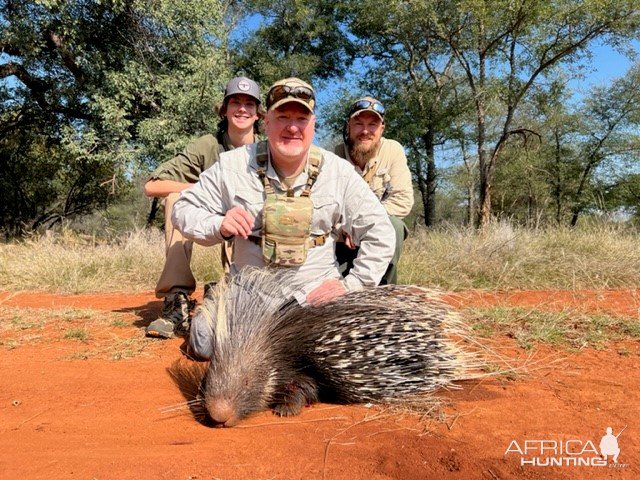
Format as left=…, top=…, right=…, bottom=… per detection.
left=255, top=141, right=326, bottom=266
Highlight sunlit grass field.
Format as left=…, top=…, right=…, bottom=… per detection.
left=2, top=221, right=639, bottom=294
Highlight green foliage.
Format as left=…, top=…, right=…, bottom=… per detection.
left=233, top=0, right=356, bottom=84
left=604, top=173, right=640, bottom=221
left=327, top=0, right=640, bottom=227
left=492, top=65, right=640, bottom=226
left=1, top=0, right=228, bottom=236
left=388, top=0, right=640, bottom=227
left=2, top=0, right=640, bottom=238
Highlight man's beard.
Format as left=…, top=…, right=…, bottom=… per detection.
left=347, top=136, right=380, bottom=166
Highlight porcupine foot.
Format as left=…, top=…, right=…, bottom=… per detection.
left=271, top=375, right=319, bottom=417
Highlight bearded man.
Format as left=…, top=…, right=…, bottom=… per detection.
left=334, top=96, right=414, bottom=284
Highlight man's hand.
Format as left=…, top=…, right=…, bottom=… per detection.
left=306, top=279, right=347, bottom=305
left=220, top=207, right=255, bottom=239
left=344, top=232, right=356, bottom=249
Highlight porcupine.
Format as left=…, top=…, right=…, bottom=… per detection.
left=192, top=267, right=477, bottom=427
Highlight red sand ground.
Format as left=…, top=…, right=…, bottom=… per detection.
left=0, top=289, right=638, bottom=480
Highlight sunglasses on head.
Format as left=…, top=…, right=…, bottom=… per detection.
left=267, top=84, right=315, bottom=109
left=349, top=99, right=385, bottom=118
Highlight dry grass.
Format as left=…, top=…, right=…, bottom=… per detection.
left=1, top=221, right=639, bottom=294
left=0, top=306, right=123, bottom=332
left=0, top=228, right=223, bottom=293
left=0, top=305, right=150, bottom=359
left=465, top=306, right=640, bottom=349
left=401, top=221, right=640, bottom=290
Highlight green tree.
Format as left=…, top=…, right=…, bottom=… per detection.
left=604, top=173, right=640, bottom=222
left=1, top=0, right=229, bottom=236
left=430, top=0, right=639, bottom=227
left=337, top=0, right=471, bottom=227
left=567, top=63, right=640, bottom=225
left=233, top=0, right=355, bottom=85
left=491, top=65, right=640, bottom=227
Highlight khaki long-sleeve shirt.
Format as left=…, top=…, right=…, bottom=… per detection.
left=335, top=137, right=414, bottom=218
left=171, top=143, right=396, bottom=303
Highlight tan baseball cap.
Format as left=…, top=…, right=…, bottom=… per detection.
left=266, top=77, right=315, bottom=113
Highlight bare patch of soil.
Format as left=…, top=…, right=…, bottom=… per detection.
left=0, top=289, right=638, bottom=479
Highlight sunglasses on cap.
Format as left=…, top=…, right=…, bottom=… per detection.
left=266, top=84, right=315, bottom=109
left=348, top=99, right=385, bottom=118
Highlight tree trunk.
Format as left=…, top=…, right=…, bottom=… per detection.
left=477, top=173, right=491, bottom=228
left=476, top=112, right=490, bottom=228
left=417, top=177, right=428, bottom=227
left=553, top=129, right=562, bottom=226
left=421, top=129, right=437, bottom=227
left=570, top=160, right=596, bottom=227
left=466, top=184, right=474, bottom=226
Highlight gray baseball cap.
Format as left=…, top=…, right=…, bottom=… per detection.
left=224, top=77, right=261, bottom=104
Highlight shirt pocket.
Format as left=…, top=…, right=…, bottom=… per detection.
left=371, top=168, right=391, bottom=199
left=234, top=188, right=265, bottom=231
left=311, top=194, right=339, bottom=235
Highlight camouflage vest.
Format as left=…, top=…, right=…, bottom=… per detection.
left=255, top=141, right=325, bottom=266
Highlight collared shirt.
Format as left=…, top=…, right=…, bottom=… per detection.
left=334, top=137, right=414, bottom=218
left=171, top=142, right=396, bottom=303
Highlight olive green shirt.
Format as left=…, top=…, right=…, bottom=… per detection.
left=148, top=133, right=234, bottom=183
left=334, top=137, right=414, bottom=218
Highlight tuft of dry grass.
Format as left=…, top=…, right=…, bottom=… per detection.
left=63, top=328, right=90, bottom=342
left=1, top=221, right=639, bottom=293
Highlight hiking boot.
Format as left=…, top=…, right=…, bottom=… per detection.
left=146, top=292, right=194, bottom=339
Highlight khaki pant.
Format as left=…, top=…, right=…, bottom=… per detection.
left=155, top=193, right=232, bottom=298
left=336, top=215, right=408, bottom=285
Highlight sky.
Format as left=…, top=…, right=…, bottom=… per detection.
left=569, top=39, right=639, bottom=93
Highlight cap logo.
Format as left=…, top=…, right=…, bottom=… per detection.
left=238, top=80, right=250, bottom=92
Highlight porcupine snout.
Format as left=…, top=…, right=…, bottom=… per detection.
left=199, top=372, right=246, bottom=427
left=206, top=398, right=239, bottom=427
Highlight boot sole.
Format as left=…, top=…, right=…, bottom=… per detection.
left=145, top=328, right=175, bottom=339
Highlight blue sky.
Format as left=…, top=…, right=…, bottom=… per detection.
left=571, top=39, right=638, bottom=92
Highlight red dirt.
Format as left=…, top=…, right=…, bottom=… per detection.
left=1, top=289, right=638, bottom=480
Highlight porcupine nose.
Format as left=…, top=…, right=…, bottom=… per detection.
left=207, top=399, right=238, bottom=427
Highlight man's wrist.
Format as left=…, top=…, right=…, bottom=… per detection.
left=342, top=275, right=363, bottom=293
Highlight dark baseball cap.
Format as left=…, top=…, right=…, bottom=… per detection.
left=224, top=77, right=261, bottom=104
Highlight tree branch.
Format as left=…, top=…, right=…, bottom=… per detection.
left=0, top=62, right=94, bottom=120
left=45, top=30, right=87, bottom=83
